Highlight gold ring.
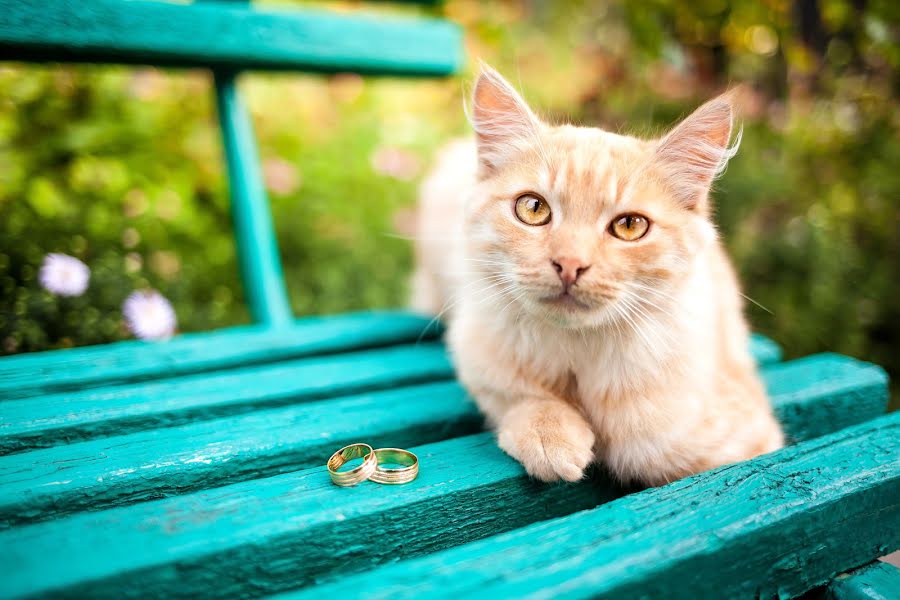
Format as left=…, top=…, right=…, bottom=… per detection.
left=370, top=448, right=419, bottom=485
left=327, top=443, right=377, bottom=487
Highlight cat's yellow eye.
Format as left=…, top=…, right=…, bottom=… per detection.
left=609, top=214, right=650, bottom=241
left=514, top=194, right=551, bottom=226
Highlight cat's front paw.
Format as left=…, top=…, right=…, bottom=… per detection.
left=497, top=401, right=596, bottom=483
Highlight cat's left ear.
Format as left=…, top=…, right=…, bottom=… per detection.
left=469, top=63, right=544, bottom=176
left=653, top=93, right=740, bottom=211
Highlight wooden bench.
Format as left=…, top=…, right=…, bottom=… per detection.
left=0, top=1, right=896, bottom=598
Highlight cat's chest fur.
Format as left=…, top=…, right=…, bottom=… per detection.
left=517, top=322, right=707, bottom=455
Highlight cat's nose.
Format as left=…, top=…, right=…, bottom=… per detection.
left=551, top=257, right=590, bottom=287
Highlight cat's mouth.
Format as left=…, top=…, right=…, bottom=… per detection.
left=540, top=291, right=591, bottom=311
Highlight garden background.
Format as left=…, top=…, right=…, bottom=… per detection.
left=1, top=0, right=897, bottom=396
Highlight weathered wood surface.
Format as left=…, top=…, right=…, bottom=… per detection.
left=0, top=382, right=478, bottom=528
left=826, top=561, right=900, bottom=600
left=0, top=433, right=619, bottom=599
left=281, top=412, right=900, bottom=600
left=0, top=342, right=453, bottom=455
left=0, top=311, right=439, bottom=400
left=0, top=334, right=788, bottom=456
left=0, top=0, right=463, bottom=75
left=762, top=352, right=889, bottom=441
left=3, top=413, right=896, bottom=600
left=0, top=353, right=883, bottom=528
left=0, top=325, right=775, bottom=401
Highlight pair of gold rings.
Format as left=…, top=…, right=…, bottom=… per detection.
left=326, top=443, right=419, bottom=487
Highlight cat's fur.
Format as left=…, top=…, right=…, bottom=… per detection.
left=411, top=65, right=784, bottom=486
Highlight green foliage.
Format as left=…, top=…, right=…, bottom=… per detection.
left=0, top=0, right=897, bottom=395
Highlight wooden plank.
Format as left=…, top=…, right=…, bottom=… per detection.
left=0, top=341, right=453, bottom=455
left=0, top=354, right=887, bottom=569
left=0, top=320, right=779, bottom=402
left=0, top=353, right=884, bottom=525
left=281, top=412, right=900, bottom=600
left=763, top=352, right=889, bottom=441
left=826, top=561, right=900, bottom=600
left=214, top=68, right=292, bottom=326
left=0, top=381, right=480, bottom=528
left=0, top=333, right=787, bottom=455
left=750, top=332, right=781, bottom=364
left=0, top=433, right=614, bottom=600
left=0, top=310, right=441, bottom=400
left=1, top=412, right=895, bottom=600
left=0, top=0, right=463, bottom=76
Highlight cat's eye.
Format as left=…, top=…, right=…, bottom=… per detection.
left=609, top=214, right=650, bottom=241
left=514, top=194, right=551, bottom=226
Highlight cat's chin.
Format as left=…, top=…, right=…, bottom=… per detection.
left=539, top=292, right=592, bottom=311
left=530, top=293, right=611, bottom=328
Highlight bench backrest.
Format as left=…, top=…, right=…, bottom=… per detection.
left=0, top=0, right=463, bottom=326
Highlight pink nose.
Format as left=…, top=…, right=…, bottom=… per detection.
left=551, top=257, right=590, bottom=287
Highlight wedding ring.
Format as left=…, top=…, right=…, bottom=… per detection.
left=370, top=448, right=419, bottom=485
left=327, top=443, right=377, bottom=487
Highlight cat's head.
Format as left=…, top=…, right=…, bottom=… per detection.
left=464, top=64, right=739, bottom=329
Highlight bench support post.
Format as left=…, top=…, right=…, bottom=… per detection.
left=213, top=71, right=293, bottom=327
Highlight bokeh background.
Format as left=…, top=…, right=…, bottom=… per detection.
left=0, top=0, right=897, bottom=395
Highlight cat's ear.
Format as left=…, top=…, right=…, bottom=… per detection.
left=654, top=93, right=740, bottom=211
left=469, top=63, right=543, bottom=175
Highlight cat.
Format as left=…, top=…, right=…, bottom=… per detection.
left=410, top=64, right=784, bottom=486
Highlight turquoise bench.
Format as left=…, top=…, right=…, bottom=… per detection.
left=0, top=1, right=897, bottom=598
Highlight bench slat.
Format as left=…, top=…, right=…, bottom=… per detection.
left=0, top=341, right=453, bottom=455
left=0, top=322, right=779, bottom=402
left=0, top=381, right=479, bottom=528
left=0, top=0, right=462, bottom=75
left=0, top=356, right=888, bottom=596
left=826, top=561, right=900, bottom=600
left=0, top=433, right=617, bottom=599
left=283, top=412, right=900, bottom=600
left=0, top=311, right=438, bottom=400
left=3, top=414, right=896, bottom=600
left=749, top=332, right=781, bottom=364
left=0, top=335, right=783, bottom=455
left=0, top=353, right=884, bottom=527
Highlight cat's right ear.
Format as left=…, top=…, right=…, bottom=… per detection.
left=469, top=63, right=543, bottom=175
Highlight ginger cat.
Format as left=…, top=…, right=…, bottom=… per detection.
left=410, top=65, right=784, bottom=486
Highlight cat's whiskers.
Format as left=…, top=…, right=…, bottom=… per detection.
left=739, top=292, right=774, bottom=315
left=610, top=297, right=657, bottom=354
left=627, top=281, right=694, bottom=316
left=497, top=288, right=530, bottom=320
left=475, top=282, right=518, bottom=307
left=617, top=294, right=676, bottom=355
left=624, top=285, right=680, bottom=321
left=415, top=274, right=515, bottom=343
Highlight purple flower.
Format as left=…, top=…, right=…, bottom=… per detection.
left=123, top=290, right=177, bottom=340
left=38, top=253, right=90, bottom=297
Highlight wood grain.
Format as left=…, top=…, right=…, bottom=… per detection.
left=0, top=341, right=453, bottom=455
left=0, top=358, right=890, bottom=597
left=0, top=353, right=885, bottom=527
left=3, top=414, right=896, bottom=600
left=0, top=311, right=441, bottom=400
left=0, top=381, right=479, bottom=527
left=826, top=561, right=900, bottom=600
left=281, top=413, right=900, bottom=600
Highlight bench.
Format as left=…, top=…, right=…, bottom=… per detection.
left=0, top=1, right=896, bottom=598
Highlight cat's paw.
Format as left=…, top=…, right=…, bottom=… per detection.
left=497, top=401, right=596, bottom=483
